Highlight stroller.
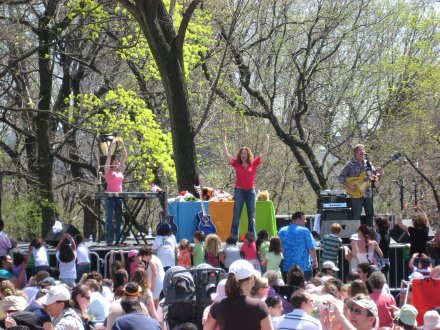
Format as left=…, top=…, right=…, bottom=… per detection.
left=161, top=265, right=226, bottom=330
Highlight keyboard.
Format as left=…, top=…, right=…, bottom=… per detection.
left=96, top=192, right=160, bottom=198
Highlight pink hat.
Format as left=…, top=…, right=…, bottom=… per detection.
left=128, top=250, right=138, bottom=258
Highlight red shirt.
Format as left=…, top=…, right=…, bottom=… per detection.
left=230, top=156, right=263, bottom=190
left=241, top=241, right=258, bottom=259
left=370, top=290, right=396, bottom=328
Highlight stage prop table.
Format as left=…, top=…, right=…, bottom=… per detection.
left=168, top=200, right=277, bottom=242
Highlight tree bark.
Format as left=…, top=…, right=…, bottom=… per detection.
left=36, top=7, right=56, bottom=235
left=118, top=0, right=199, bottom=191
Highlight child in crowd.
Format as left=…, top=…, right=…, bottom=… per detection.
left=219, top=236, right=242, bottom=272
left=192, top=230, right=206, bottom=267
left=109, top=249, right=125, bottom=280
left=241, top=231, right=261, bottom=272
left=177, top=239, right=192, bottom=268
left=28, top=238, right=49, bottom=275
left=257, top=230, right=270, bottom=273
left=74, top=234, right=91, bottom=282
left=12, top=251, right=28, bottom=288
left=153, top=222, right=177, bottom=272
left=55, top=233, right=77, bottom=287
left=319, top=223, right=343, bottom=268
left=127, top=249, right=144, bottom=279
left=261, top=236, right=283, bottom=279
left=409, top=252, right=431, bottom=279
left=204, top=234, right=221, bottom=267
left=265, top=296, right=284, bottom=328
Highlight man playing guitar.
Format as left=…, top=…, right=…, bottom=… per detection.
left=338, top=144, right=384, bottom=227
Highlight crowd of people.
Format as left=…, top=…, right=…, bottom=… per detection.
left=0, top=201, right=438, bottom=330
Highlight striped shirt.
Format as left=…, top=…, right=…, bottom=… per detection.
left=320, top=234, right=342, bottom=266
left=276, top=309, right=322, bottom=330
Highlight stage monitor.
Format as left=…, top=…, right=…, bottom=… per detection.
left=320, top=220, right=360, bottom=243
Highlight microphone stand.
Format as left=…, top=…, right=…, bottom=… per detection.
left=365, top=157, right=376, bottom=227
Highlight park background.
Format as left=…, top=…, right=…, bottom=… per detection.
left=0, top=0, right=439, bottom=241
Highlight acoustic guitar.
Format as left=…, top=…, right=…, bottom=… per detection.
left=194, top=183, right=217, bottom=236
left=345, top=152, right=401, bottom=198
left=157, top=190, right=178, bottom=235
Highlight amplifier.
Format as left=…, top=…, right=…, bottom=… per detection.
left=321, top=220, right=360, bottom=240
left=321, top=208, right=352, bottom=222
left=317, top=193, right=351, bottom=210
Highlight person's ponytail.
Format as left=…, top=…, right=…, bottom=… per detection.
left=225, top=273, right=242, bottom=298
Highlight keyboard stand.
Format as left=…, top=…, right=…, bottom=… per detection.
left=98, top=192, right=161, bottom=245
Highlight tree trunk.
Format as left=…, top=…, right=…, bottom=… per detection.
left=119, top=0, right=198, bottom=191
left=37, top=10, right=56, bottom=235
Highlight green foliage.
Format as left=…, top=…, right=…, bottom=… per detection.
left=70, top=87, right=176, bottom=186
left=3, top=194, right=42, bottom=240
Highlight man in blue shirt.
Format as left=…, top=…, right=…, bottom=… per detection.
left=278, top=212, right=318, bottom=280
left=112, top=296, right=161, bottom=330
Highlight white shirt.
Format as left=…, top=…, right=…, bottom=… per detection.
left=32, top=246, right=49, bottom=267
left=87, top=291, right=110, bottom=321
left=152, top=235, right=176, bottom=268
left=276, top=309, right=322, bottom=330
left=76, top=243, right=91, bottom=264
left=0, top=231, right=11, bottom=256
left=56, top=251, right=77, bottom=279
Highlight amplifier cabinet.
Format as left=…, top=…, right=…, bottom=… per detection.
left=320, top=208, right=353, bottom=222
left=321, top=220, right=360, bottom=240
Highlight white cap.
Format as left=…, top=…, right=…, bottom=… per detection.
left=229, top=259, right=260, bottom=280
left=2, top=296, right=27, bottom=312
left=211, top=279, right=227, bottom=302
left=322, top=261, right=339, bottom=271
left=39, top=286, right=71, bottom=305
left=424, top=310, right=440, bottom=330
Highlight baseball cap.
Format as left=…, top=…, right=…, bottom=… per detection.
left=38, top=286, right=71, bottom=305
left=2, top=296, right=27, bottom=312
left=424, top=310, right=440, bottom=330
left=211, top=279, right=226, bottom=302
left=395, top=304, right=418, bottom=327
left=228, top=259, right=260, bottom=280
left=350, top=233, right=360, bottom=241
left=124, top=282, right=142, bottom=296
left=39, top=277, right=56, bottom=287
left=347, top=298, right=379, bottom=320
left=128, top=250, right=138, bottom=258
left=322, top=261, right=339, bottom=271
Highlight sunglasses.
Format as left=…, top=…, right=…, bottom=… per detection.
left=82, top=295, right=91, bottom=300
left=349, top=307, right=363, bottom=315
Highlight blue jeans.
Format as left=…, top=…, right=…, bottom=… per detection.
left=351, top=197, right=374, bottom=227
left=231, top=188, right=256, bottom=238
left=76, top=263, right=91, bottom=282
left=105, top=195, right=123, bottom=244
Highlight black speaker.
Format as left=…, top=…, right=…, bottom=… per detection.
left=44, top=224, right=81, bottom=247
left=321, top=208, right=352, bottom=221
left=275, top=215, right=291, bottom=231
left=390, top=225, right=410, bottom=243
left=321, top=220, right=360, bottom=241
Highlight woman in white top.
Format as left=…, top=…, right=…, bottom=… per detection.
left=152, top=222, right=177, bottom=272
left=56, top=233, right=77, bottom=287
left=349, top=224, right=383, bottom=271
left=74, top=234, right=91, bottom=282
left=28, top=238, right=49, bottom=274
left=138, top=246, right=165, bottom=309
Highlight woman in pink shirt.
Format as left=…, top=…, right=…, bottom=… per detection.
left=222, top=133, right=269, bottom=239
left=104, top=138, right=127, bottom=246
